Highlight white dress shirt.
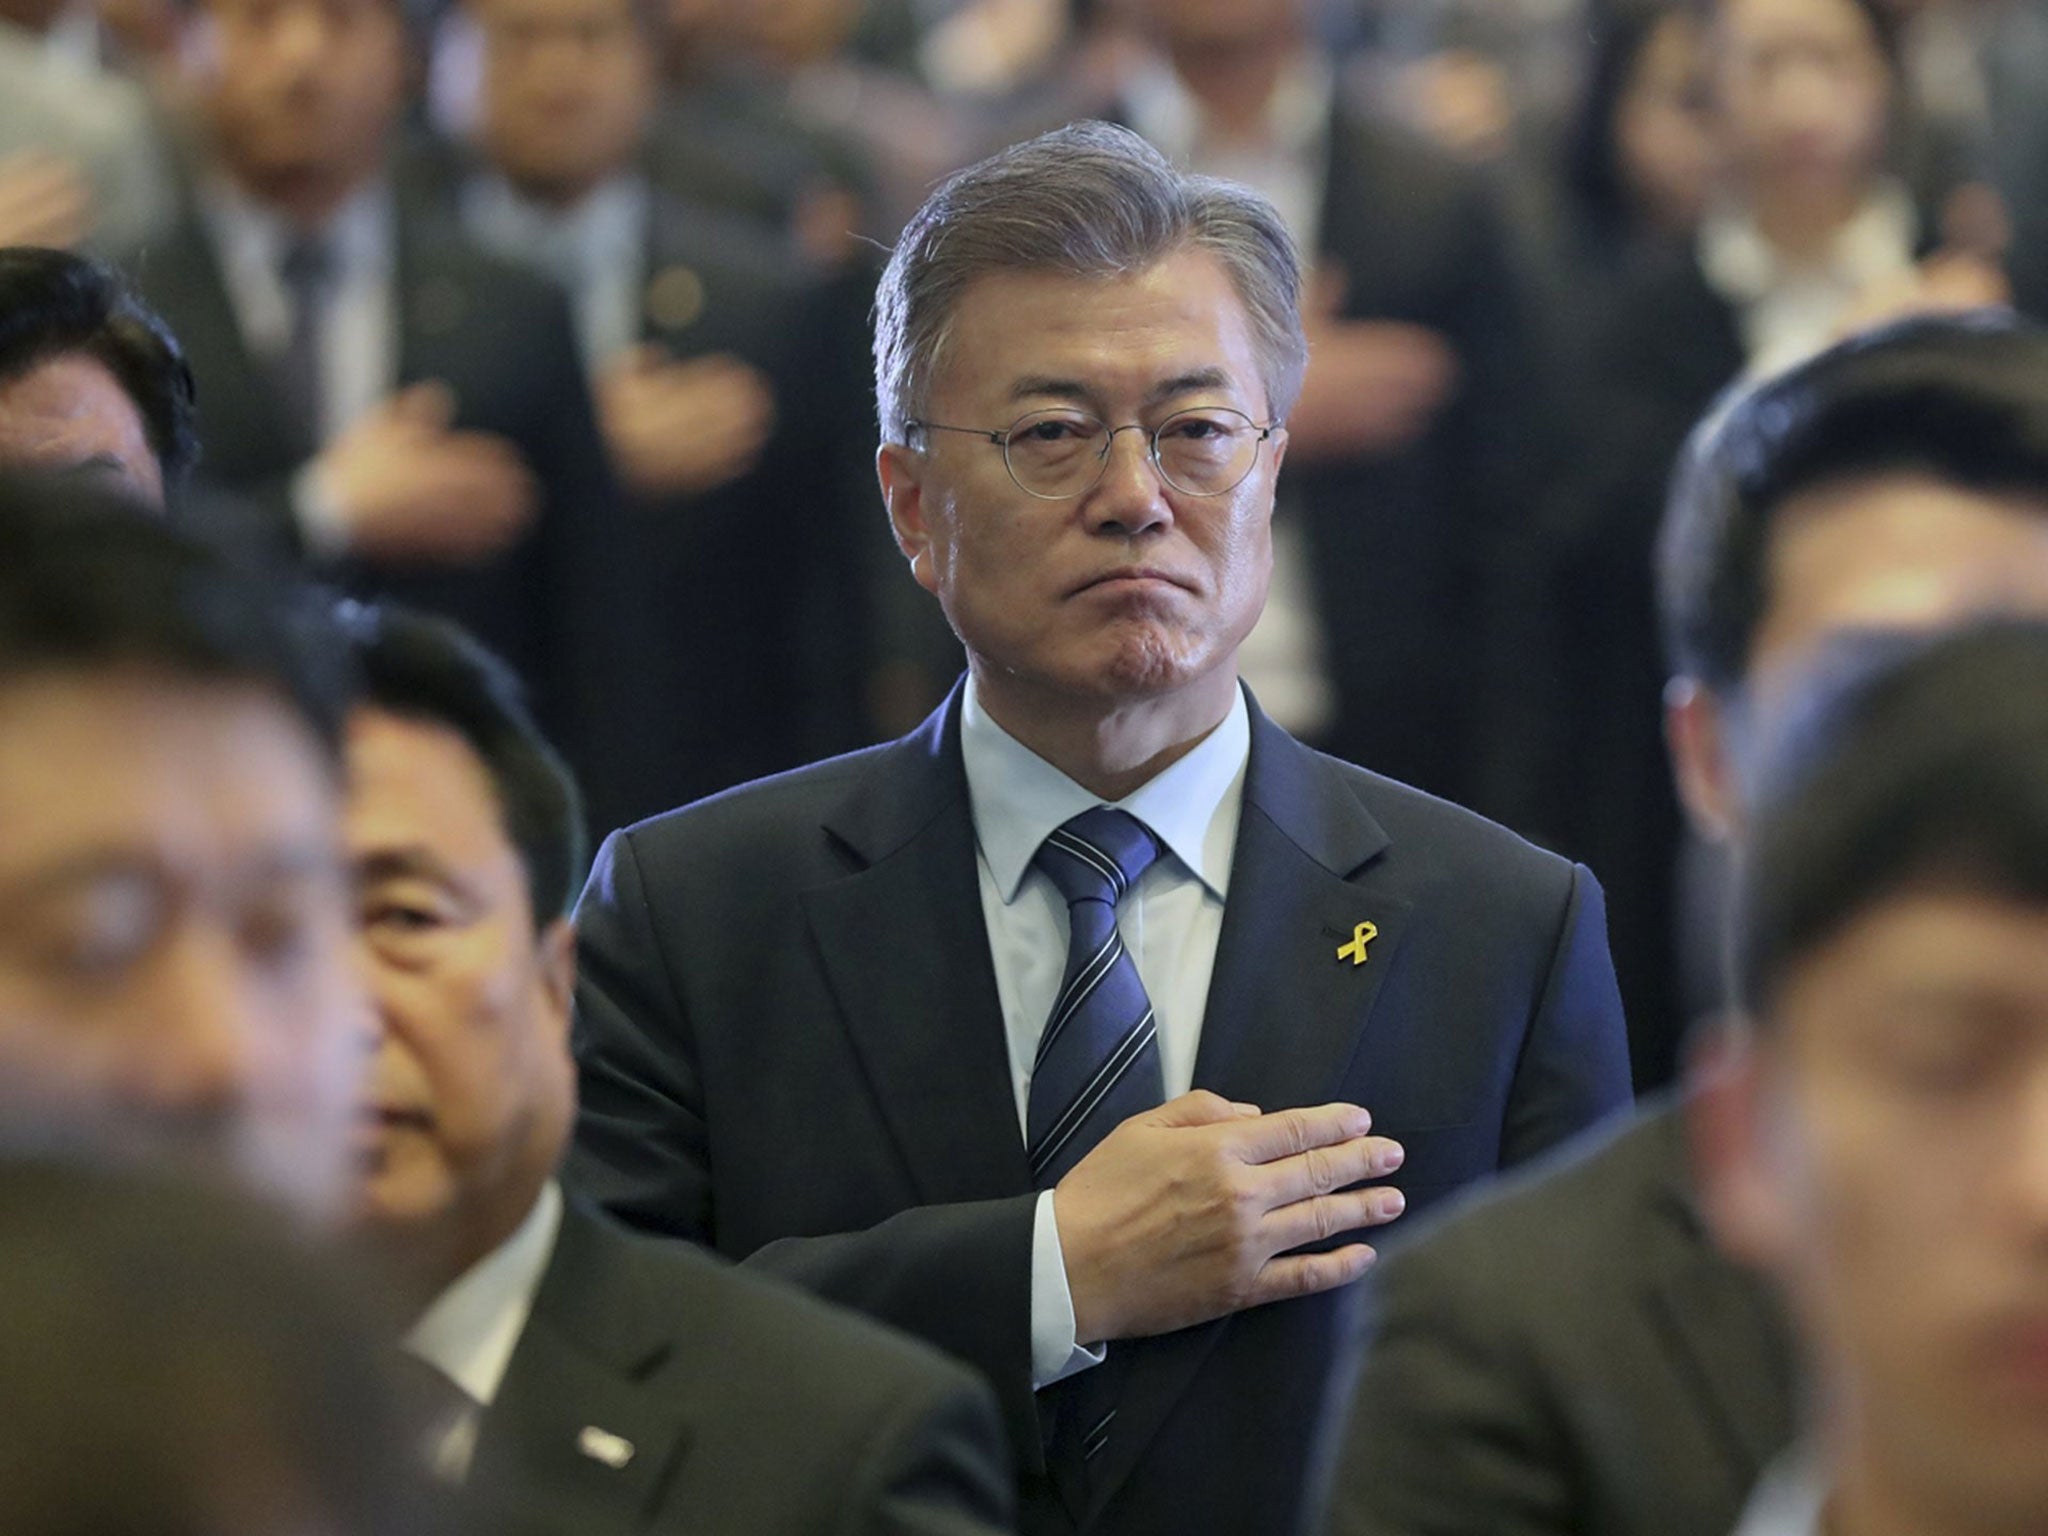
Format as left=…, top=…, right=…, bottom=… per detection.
left=1726, top=1449, right=1826, bottom=1536
left=1122, top=52, right=1339, bottom=740
left=1699, top=182, right=1920, bottom=383
left=402, top=1178, right=563, bottom=1482
left=461, top=172, right=648, bottom=374
left=960, top=677, right=1250, bottom=1387
left=201, top=176, right=399, bottom=557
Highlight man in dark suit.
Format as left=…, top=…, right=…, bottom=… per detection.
left=568, top=122, right=1632, bottom=1536
left=117, top=0, right=616, bottom=753
left=339, top=602, right=1015, bottom=1536
left=443, top=0, right=872, bottom=829
left=1319, top=313, right=2048, bottom=1536
left=1115, top=0, right=1549, bottom=812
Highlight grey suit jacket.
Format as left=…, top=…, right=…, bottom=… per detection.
left=465, top=1197, right=1015, bottom=1536
left=1317, top=1101, right=1797, bottom=1536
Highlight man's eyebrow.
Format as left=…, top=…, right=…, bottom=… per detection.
left=1006, top=368, right=1241, bottom=409
left=353, top=846, right=458, bottom=887
left=0, top=842, right=336, bottom=908
left=1146, top=368, right=1234, bottom=405
left=1009, top=375, right=1094, bottom=405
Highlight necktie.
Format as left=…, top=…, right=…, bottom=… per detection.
left=390, top=1350, right=480, bottom=1486
left=1026, top=807, right=1165, bottom=1189
left=274, top=233, right=335, bottom=449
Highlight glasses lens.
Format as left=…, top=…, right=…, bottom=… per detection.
left=1004, top=409, right=1110, bottom=497
left=1155, top=407, right=1261, bottom=496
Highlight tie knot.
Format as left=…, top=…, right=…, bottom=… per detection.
left=1033, top=807, right=1162, bottom=908
left=278, top=233, right=335, bottom=298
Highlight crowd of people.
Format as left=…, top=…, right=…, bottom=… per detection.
left=1, top=0, right=2048, bottom=1534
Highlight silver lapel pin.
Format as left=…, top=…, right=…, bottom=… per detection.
left=576, top=1425, right=636, bottom=1470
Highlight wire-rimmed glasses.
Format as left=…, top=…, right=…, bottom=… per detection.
left=905, top=405, right=1279, bottom=500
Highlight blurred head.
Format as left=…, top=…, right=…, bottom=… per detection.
left=197, top=0, right=409, bottom=216
left=1701, top=0, right=1895, bottom=199
left=1694, top=621, right=2048, bottom=1534
left=0, top=249, right=197, bottom=507
left=1658, top=313, right=2048, bottom=841
left=0, top=1153, right=425, bottom=1536
left=0, top=479, right=363, bottom=1221
left=1123, top=0, right=1310, bottom=53
left=470, top=0, right=657, bottom=206
left=720, top=0, right=859, bottom=68
left=339, top=605, right=582, bottom=1300
left=875, top=123, right=1300, bottom=725
left=1571, top=3, right=1718, bottom=249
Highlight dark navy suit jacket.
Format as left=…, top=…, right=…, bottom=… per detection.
left=567, top=684, right=1632, bottom=1536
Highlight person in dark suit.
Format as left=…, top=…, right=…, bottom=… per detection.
left=117, top=0, right=616, bottom=753
left=1692, top=621, right=2048, bottom=1536
left=338, top=602, right=1015, bottom=1536
left=1318, top=313, right=2048, bottom=1536
left=568, top=122, right=1632, bottom=1536
left=443, top=0, right=872, bottom=829
left=0, top=246, right=193, bottom=506
left=1114, top=0, right=1551, bottom=812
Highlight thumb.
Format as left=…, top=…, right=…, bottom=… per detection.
left=1145, top=1089, right=1258, bottom=1130
left=388, top=379, right=456, bottom=432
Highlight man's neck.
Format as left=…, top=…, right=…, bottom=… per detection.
left=502, top=162, right=629, bottom=215
left=222, top=157, right=378, bottom=232
left=367, top=1186, right=544, bottom=1321
left=971, top=667, right=1240, bottom=802
left=1747, top=179, right=1868, bottom=266
left=1164, top=29, right=1304, bottom=140
left=1829, top=1442, right=2034, bottom=1536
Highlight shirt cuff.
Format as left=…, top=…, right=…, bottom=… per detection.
left=1031, top=1188, right=1107, bottom=1390
left=291, top=457, right=353, bottom=560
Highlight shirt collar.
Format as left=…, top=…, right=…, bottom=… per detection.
left=1122, top=47, right=1333, bottom=166
left=1728, top=1446, right=1827, bottom=1536
left=960, top=677, right=1250, bottom=905
left=1698, top=180, right=1918, bottom=305
left=203, top=173, right=395, bottom=284
left=403, top=1179, right=562, bottom=1410
left=463, top=171, right=647, bottom=274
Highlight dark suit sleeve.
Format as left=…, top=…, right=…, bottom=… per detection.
left=1319, top=1238, right=1576, bottom=1536
left=1502, top=863, right=1632, bottom=1165
left=570, top=830, right=1041, bottom=1435
left=837, top=1357, right=1017, bottom=1536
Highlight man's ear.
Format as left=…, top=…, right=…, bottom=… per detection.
left=1668, top=676, right=1743, bottom=843
left=536, top=916, right=576, bottom=1041
left=878, top=441, right=940, bottom=597
left=1684, top=1023, right=1796, bottom=1272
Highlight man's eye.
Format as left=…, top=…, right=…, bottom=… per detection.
left=1017, top=418, right=1092, bottom=443
left=366, top=903, right=441, bottom=933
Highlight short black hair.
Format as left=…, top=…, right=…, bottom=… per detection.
left=0, top=1151, right=429, bottom=1536
left=1738, top=620, right=2048, bottom=1015
left=340, top=602, right=584, bottom=924
left=0, top=472, right=350, bottom=759
left=1658, top=312, right=2048, bottom=693
left=0, top=247, right=198, bottom=493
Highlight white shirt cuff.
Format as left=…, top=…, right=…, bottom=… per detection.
left=291, top=457, right=353, bottom=560
left=1031, top=1188, right=1107, bottom=1390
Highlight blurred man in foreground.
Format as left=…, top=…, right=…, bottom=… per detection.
left=0, top=475, right=364, bottom=1220
left=1322, top=313, right=2048, bottom=1536
left=339, top=603, right=1015, bottom=1535
left=1695, top=620, right=2048, bottom=1536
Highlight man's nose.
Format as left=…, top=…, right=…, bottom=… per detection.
left=1080, top=425, right=1173, bottom=537
left=134, top=926, right=263, bottom=1118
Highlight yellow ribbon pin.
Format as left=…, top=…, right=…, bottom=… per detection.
left=1337, top=921, right=1378, bottom=966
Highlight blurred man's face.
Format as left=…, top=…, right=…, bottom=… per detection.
left=200, top=0, right=405, bottom=203
left=345, top=708, right=573, bottom=1275
left=1712, top=0, right=1890, bottom=195
left=474, top=0, right=655, bottom=204
left=1671, top=475, right=2048, bottom=839
left=0, top=670, right=362, bottom=1219
left=0, top=354, right=165, bottom=508
left=880, top=248, right=1285, bottom=727
left=1128, top=0, right=1308, bottom=51
left=1706, top=890, right=2048, bottom=1529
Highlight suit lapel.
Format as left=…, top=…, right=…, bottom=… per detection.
left=802, top=686, right=1030, bottom=1205
left=1638, top=1113, right=1799, bottom=1481
left=471, top=1202, right=695, bottom=1533
left=1082, top=704, right=1399, bottom=1524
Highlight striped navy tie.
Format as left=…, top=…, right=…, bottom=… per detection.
left=1027, top=806, right=1165, bottom=1190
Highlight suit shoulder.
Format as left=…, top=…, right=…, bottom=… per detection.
left=1323, top=751, right=1583, bottom=894
left=610, top=739, right=900, bottom=861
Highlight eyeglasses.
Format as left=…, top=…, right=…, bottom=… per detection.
left=904, top=406, right=1280, bottom=500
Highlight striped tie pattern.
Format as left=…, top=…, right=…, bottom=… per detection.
left=1026, top=807, right=1165, bottom=1189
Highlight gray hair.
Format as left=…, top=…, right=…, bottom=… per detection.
left=873, top=121, right=1308, bottom=444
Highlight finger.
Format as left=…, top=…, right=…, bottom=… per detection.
left=1242, top=1243, right=1377, bottom=1308
left=390, top=380, right=457, bottom=432
left=1260, top=1185, right=1407, bottom=1253
left=1226, top=1102, right=1373, bottom=1163
left=1143, top=1089, right=1246, bottom=1130
left=1257, top=1133, right=1404, bottom=1207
